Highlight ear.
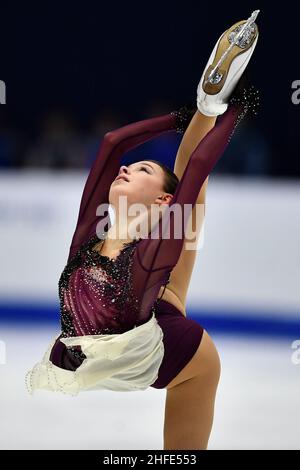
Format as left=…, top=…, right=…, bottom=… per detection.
left=155, top=193, right=173, bottom=205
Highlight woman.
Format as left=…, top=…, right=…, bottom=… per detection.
left=26, top=10, right=260, bottom=450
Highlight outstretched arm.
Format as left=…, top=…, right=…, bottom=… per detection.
left=67, top=111, right=188, bottom=263
left=165, top=110, right=218, bottom=307
left=131, top=103, right=243, bottom=324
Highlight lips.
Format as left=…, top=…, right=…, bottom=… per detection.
left=115, top=175, right=129, bottom=182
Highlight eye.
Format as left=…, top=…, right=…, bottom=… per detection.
left=140, top=166, right=150, bottom=173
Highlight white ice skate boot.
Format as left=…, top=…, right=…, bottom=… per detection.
left=197, top=9, right=260, bottom=117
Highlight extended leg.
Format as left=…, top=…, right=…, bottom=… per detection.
left=173, top=110, right=217, bottom=180
left=163, top=110, right=217, bottom=307
left=163, top=371, right=219, bottom=450
left=163, top=329, right=221, bottom=450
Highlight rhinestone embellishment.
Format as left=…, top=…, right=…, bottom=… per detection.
left=227, top=84, right=260, bottom=143
left=170, top=105, right=196, bottom=134
left=228, top=23, right=257, bottom=49
left=208, top=70, right=223, bottom=84
left=57, top=232, right=142, bottom=338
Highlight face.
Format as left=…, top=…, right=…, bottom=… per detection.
left=109, top=161, right=172, bottom=208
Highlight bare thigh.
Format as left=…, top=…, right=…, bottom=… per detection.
left=165, top=329, right=221, bottom=390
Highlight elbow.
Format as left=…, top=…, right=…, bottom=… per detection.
left=104, top=131, right=114, bottom=141
left=103, top=130, right=119, bottom=146
left=100, top=130, right=122, bottom=153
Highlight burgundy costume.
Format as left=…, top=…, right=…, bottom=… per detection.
left=48, top=100, right=247, bottom=389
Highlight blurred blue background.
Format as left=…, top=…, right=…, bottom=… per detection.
left=0, top=1, right=299, bottom=450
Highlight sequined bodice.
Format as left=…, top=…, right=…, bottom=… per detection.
left=55, top=101, right=252, bottom=342
left=58, top=234, right=143, bottom=338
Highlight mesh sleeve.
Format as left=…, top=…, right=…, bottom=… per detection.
left=131, top=103, right=244, bottom=324
left=66, top=110, right=192, bottom=264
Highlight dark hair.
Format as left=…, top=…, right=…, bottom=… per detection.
left=143, top=159, right=179, bottom=196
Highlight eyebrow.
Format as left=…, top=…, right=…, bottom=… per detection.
left=129, top=162, right=156, bottom=172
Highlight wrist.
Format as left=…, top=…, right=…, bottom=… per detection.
left=170, top=105, right=197, bottom=134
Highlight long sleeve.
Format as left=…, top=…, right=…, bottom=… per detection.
left=131, top=103, right=244, bottom=324
left=67, top=111, right=188, bottom=263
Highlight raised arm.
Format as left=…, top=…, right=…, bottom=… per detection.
left=67, top=110, right=192, bottom=263
left=131, top=103, right=244, bottom=325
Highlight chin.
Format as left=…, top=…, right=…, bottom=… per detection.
left=109, top=185, right=133, bottom=204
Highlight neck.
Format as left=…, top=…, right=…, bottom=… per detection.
left=106, top=206, right=152, bottom=246
left=106, top=201, right=169, bottom=247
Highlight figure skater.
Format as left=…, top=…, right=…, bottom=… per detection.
left=26, top=10, right=260, bottom=450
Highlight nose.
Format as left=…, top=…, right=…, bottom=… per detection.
left=119, top=165, right=129, bottom=176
